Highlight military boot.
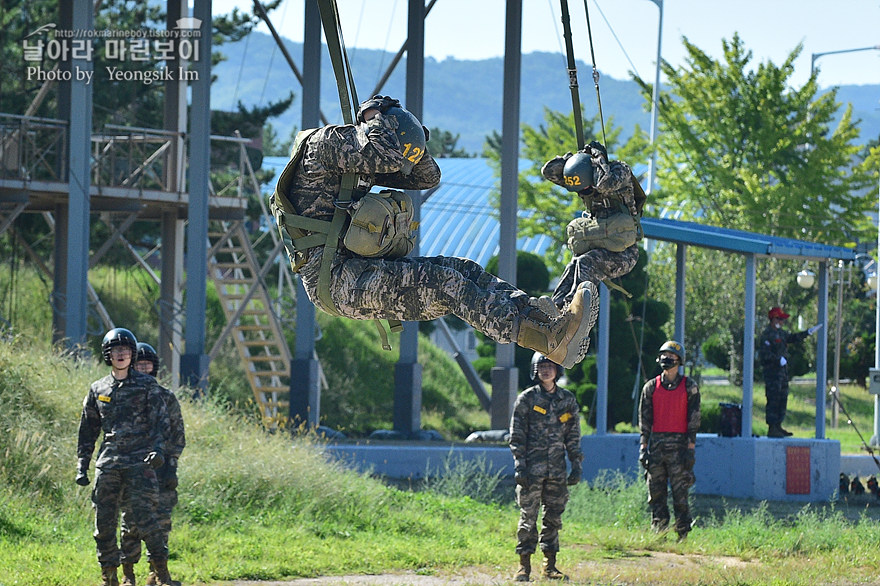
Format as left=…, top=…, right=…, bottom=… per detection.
left=516, top=282, right=598, bottom=369
left=767, top=424, right=786, bottom=438
left=144, top=560, right=158, bottom=586
left=542, top=551, right=569, bottom=581
left=514, top=553, right=531, bottom=582
left=121, top=562, right=137, bottom=586
left=529, top=295, right=560, bottom=319
left=101, top=566, right=120, bottom=586
left=150, top=559, right=180, bottom=586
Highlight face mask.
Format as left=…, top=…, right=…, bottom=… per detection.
left=775, top=323, right=782, bottom=329
left=658, top=356, right=678, bottom=370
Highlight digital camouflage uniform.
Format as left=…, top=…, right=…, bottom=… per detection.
left=541, top=153, right=641, bottom=308
left=271, top=112, right=540, bottom=344
left=77, top=370, right=169, bottom=568
left=639, top=373, right=701, bottom=536
left=509, top=384, right=583, bottom=555
left=120, top=385, right=185, bottom=566
left=759, top=323, right=809, bottom=426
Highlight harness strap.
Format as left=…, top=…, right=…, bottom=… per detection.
left=310, top=0, right=399, bottom=349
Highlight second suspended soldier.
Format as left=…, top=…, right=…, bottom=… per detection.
left=541, top=141, right=645, bottom=309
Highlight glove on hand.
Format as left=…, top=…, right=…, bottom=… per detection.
left=356, top=95, right=401, bottom=123
left=586, top=140, right=608, bottom=161
left=779, top=356, right=787, bottom=367
left=639, top=444, right=650, bottom=469
left=808, top=323, right=823, bottom=336
left=163, top=459, right=179, bottom=490
left=514, top=469, right=530, bottom=490
left=75, top=457, right=90, bottom=486
left=567, top=466, right=582, bottom=486
left=683, top=448, right=695, bottom=472
left=144, top=451, right=165, bottom=470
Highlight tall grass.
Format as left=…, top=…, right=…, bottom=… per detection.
left=7, top=329, right=880, bottom=584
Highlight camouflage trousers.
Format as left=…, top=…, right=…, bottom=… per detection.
left=763, top=366, right=789, bottom=425
left=645, top=435, right=694, bottom=535
left=92, top=465, right=167, bottom=567
left=552, top=244, right=639, bottom=308
left=299, top=248, right=529, bottom=343
left=120, top=486, right=178, bottom=563
left=515, top=477, right=569, bottom=554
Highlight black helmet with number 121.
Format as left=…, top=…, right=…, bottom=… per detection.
left=384, top=106, right=427, bottom=175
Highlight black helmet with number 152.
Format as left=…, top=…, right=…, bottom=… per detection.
left=561, top=151, right=595, bottom=192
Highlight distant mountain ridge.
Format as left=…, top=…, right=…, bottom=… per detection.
left=212, top=31, right=880, bottom=155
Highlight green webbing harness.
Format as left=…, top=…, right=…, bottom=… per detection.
left=281, top=0, right=400, bottom=350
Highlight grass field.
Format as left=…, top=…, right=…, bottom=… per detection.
left=6, top=335, right=880, bottom=585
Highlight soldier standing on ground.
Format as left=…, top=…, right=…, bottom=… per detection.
left=540, top=140, right=645, bottom=310
left=509, top=353, right=583, bottom=581
left=759, top=307, right=822, bottom=438
left=638, top=340, right=701, bottom=541
left=76, top=328, right=179, bottom=586
left=119, top=342, right=186, bottom=586
left=269, top=95, right=598, bottom=369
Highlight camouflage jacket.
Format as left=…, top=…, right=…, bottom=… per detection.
left=272, top=112, right=441, bottom=225
left=639, top=373, right=701, bottom=446
left=160, top=386, right=185, bottom=461
left=77, top=369, right=168, bottom=469
left=509, top=384, right=583, bottom=480
left=541, top=153, right=639, bottom=218
left=758, top=324, right=809, bottom=370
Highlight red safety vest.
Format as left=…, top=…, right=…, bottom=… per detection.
left=652, top=376, right=688, bottom=433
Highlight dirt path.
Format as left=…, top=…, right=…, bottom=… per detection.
left=222, top=548, right=761, bottom=585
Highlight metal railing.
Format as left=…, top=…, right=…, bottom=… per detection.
left=0, top=114, right=68, bottom=182
left=1, top=113, right=262, bottom=204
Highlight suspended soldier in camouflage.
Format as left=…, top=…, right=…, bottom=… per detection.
left=269, top=95, right=597, bottom=368
left=541, top=141, right=644, bottom=309
left=119, top=343, right=186, bottom=586
left=638, top=341, right=701, bottom=541
left=509, top=353, right=583, bottom=581
left=759, top=307, right=821, bottom=438
left=76, top=329, right=178, bottom=586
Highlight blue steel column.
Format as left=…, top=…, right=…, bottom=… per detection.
left=290, top=0, right=322, bottom=428
left=180, top=0, right=212, bottom=390
left=741, top=254, right=756, bottom=438
left=815, top=261, right=830, bottom=439
left=393, top=0, right=426, bottom=436
left=57, top=0, right=93, bottom=346
left=490, top=0, right=522, bottom=430
left=675, top=243, right=686, bottom=344
left=595, top=283, right=610, bottom=434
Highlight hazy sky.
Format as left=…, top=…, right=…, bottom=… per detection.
left=211, top=0, right=880, bottom=90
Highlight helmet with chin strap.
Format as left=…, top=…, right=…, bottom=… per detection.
left=656, top=340, right=684, bottom=369
left=136, top=342, right=159, bottom=376
left=530, top=352, right=563, bottom=382
left=101, top=328, right=138, bottom=366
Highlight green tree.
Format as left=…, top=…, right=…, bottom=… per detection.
left=635, top=35, right=879, bottom=377
left=637, top=34, right=876, bottom=245
left=427, top=127, right=473, bottom=158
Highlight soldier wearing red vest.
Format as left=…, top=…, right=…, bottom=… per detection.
left=638, top=340, right=701, bottom=540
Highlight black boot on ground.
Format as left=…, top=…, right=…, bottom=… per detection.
left=514, top=553, right=531, bottom=582
left=121, top=562, right=136, bottom=586
left=542, top=551, right=569, bottom=581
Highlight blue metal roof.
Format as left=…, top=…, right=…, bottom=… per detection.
left=641, top=217, right=856, bottom=262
